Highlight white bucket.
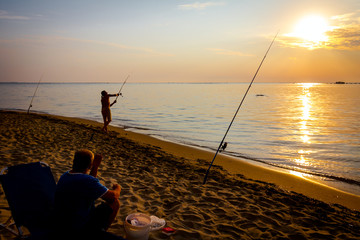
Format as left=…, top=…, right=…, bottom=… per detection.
left=124, top=213, right=152, bottom=240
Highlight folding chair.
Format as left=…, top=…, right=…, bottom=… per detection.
left=0, top=162, right=56, bottom=239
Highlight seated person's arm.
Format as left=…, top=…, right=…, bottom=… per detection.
left=101, top=184, right=121, bottom=203
left=90, top=154, right=102, bottom=177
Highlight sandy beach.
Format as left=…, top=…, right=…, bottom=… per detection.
left=0, top=110, right=359, bottom=239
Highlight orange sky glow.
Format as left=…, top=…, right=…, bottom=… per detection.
left=1, top=1, right=359, bottom=83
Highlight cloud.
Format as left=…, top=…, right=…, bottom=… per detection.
left=0, top=36, right=173, bottom=57
left=278, top=11, right=360, bottom=50
left=178, top=1, right=224, bottom=10
left=326, top=26, right=360, bottom=49
left=0, top=10, right=30, bottom=20
left=326, top=11, right=360, bottom=50
left=208, top=48, right=253, bottom=56
left=57, top=37, right=174, bottom=56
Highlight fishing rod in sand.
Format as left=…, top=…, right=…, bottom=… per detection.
left=27, top=74, right=43, bottom=114
left=113, top=74, right=130, bottom=103
left=203, top=32, right=279, bottom=185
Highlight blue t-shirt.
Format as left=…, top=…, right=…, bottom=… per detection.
left=54, top=171, right=108, bottom=230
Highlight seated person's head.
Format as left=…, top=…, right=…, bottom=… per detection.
left=72, top=149, right=94, bottom=173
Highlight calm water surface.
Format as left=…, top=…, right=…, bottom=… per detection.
left=1, top=82, right=359, bottom=195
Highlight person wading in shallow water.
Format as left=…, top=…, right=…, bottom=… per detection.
left=101, top=90, right=120, bottom=133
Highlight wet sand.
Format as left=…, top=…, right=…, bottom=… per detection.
left=0, top=110, right=359, bottom=239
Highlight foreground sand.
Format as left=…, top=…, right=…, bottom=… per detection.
left=0, top=111, right=359, bottom=239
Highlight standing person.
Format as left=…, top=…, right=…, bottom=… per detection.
left=54, top=149, right=123, bottom=240
left=101, top=90, right=120, bottom=133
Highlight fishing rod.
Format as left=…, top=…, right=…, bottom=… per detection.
left=203, top=32, right=279, bottom=184
left=27, top=74, right=43, bottom=114
left=114, top=74, right=130, bottom=102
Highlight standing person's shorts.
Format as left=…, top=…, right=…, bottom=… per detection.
left=101, top=108, right=111, bottom=121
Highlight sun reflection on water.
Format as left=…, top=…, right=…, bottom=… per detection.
left=294, top=150, right=312, bottom=166
left=299, top=83, right=317, bottom=144
left=289, top=170, right=306, bottom=178
left=290, top=83, right=319, bottom=178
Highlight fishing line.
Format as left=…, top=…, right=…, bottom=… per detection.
left=203, top=32, right=279, bottom=184
left=27, top=74, right=43, bottom=114
left=114, top=74, right=130, bottom=103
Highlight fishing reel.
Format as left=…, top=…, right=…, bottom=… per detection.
left=219, top=142, right=228, bottom=152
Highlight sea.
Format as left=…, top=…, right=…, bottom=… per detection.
left=1, top=82, right=359, bottom=195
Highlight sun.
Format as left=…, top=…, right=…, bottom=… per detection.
left=286, top=15, right=333, bottom=49
left=293, top=15, right=330, bottom=42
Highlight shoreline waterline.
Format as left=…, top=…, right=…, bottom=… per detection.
left=2, top=110, right=360, bottom=239
left=117, top=122, right=360, bottom=196
left=6, top=110, right=359, bottom=211
left=1, top=82, right=359, bottom=198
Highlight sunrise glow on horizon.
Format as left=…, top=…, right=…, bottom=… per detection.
left=1, top=1, right=360, bottom=83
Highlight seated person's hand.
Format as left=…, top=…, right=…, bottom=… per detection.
left=112, top=183, right=121, bottom=191
left=93, top=154, right=102, bottom=168
left=112, top=183, right=121, bottom=198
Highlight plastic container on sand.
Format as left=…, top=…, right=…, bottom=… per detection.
left=124, top=213, right=152, bottom=240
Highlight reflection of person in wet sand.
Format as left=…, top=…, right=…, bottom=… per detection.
left=101, top=90, right=120, bottom=133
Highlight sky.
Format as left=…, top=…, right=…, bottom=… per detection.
left=0, top=0, right=359, bottom=83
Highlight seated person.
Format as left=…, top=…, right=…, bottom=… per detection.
left=53, top=149, right=123, bottom=240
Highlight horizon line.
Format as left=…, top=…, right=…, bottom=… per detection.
left=1, top=81, right=357, bottom=84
